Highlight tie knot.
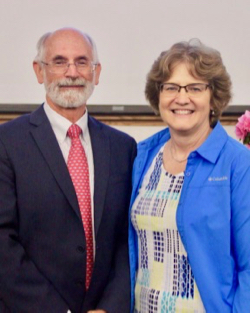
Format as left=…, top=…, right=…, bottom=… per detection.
left=67, top=124, right=82, bottom=139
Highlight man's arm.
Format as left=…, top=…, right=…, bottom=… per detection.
left=96, top=219, right=131, bottom=312
left=95, top=139, right=137, bottom=313
left=0, top=138, right=69, bottom=312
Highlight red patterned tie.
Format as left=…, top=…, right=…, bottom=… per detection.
left=67, top=124, right=93, bottom=289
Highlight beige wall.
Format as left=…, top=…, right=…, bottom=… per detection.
left=1, top=0, right=250, bottom=107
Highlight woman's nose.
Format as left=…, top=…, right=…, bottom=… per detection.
left=174, top=89, right=191, bottom=104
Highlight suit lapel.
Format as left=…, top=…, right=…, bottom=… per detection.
left=88, top=116, right=110, bottom=238
left=29, top=105, right=81, bottom=219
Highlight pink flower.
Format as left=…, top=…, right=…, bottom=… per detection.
left=235, top=110, right=250, bottom=147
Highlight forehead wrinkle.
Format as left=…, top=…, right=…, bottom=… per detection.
left=51, top=55, right=89, bottom=62
left=51, top=55, right=67, bottom=60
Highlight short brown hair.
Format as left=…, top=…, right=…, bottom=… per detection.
left=145, top=39, right=232, bottom=125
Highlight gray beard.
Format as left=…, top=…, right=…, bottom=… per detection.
left=44, top=77, right=95, bottom=108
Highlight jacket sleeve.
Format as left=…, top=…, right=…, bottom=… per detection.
left=231, top=154, right=250, bottom=312
left=0, top=139, right=69, bottom=313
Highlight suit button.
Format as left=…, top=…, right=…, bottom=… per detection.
left=76, top=280, right=84, bottom=287
left=76, top=246, right=85, bottom=253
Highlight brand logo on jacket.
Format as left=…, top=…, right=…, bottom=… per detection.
left=208, top=176, right=228, bottom=181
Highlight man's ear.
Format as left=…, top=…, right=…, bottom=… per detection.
left=94, top=63, right=102, bottom=85
left=33, top=61, right=44, bottom=84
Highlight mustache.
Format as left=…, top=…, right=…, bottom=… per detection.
left=55, top=78, right=86, bottom=87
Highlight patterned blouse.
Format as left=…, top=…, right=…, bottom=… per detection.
left=131, top=147, right=205, bottom=313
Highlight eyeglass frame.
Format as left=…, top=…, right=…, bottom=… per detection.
left=40, top=60, right=98, bottom=74
left=159, top=83, right=212, bottom=96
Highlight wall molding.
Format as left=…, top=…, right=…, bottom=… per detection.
left=0, top=104, right=248, bottom=126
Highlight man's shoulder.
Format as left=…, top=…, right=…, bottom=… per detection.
left=0, top=105, right=46, bottom=134
left=0, top=113, right=31, bottom=133
left=88, top=115, right=136, bottom=143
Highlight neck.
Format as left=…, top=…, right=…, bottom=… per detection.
left=169, top=126, right=212, bottom=162
left=46, top=98, right=86, bottom=123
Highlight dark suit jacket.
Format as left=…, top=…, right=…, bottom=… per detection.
left=0, top=105, right=137, bottom=313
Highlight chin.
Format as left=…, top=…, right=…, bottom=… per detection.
left=46, top=81, right=94, bottom=110
left=167, top=122, right=194, bottom=133
left=49, top=92, right=89, bottom=109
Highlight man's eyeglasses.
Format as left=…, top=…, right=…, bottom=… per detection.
left=41, top=60, right=98, bottom=74
left=160, top=83, right=211, bottom=97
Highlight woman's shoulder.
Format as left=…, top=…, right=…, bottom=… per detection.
left=205, top=122, right=250, bottom=164
left=224, top=136, right=250, bottom=166
left=137, top=127, right=170, bottom=150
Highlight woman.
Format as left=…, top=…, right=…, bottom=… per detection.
left=129, top=39, right=250, bottom=312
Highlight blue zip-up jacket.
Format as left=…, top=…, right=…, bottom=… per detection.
left=129, top=122, right=250, bottom=312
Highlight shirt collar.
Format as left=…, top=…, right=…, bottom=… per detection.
left=196, top=122, right=228, bottom=163
left=43, top=101, right=89, bottom=143
left=137, top=122, right=228, bottom=164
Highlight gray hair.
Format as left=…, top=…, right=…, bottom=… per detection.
left=34, top=29, right=99, bottom=63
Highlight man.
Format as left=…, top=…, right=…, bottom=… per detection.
left=0, top=28, right=136, bottom=313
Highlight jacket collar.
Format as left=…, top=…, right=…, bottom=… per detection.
left=88, top=116, right=110, bottom=237
left=29, top=105, right=81, bottom=219
left=29, top=105, right=110, bottom=236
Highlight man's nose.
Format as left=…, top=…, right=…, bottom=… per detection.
left=64, top=63, right=79, bottom=77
